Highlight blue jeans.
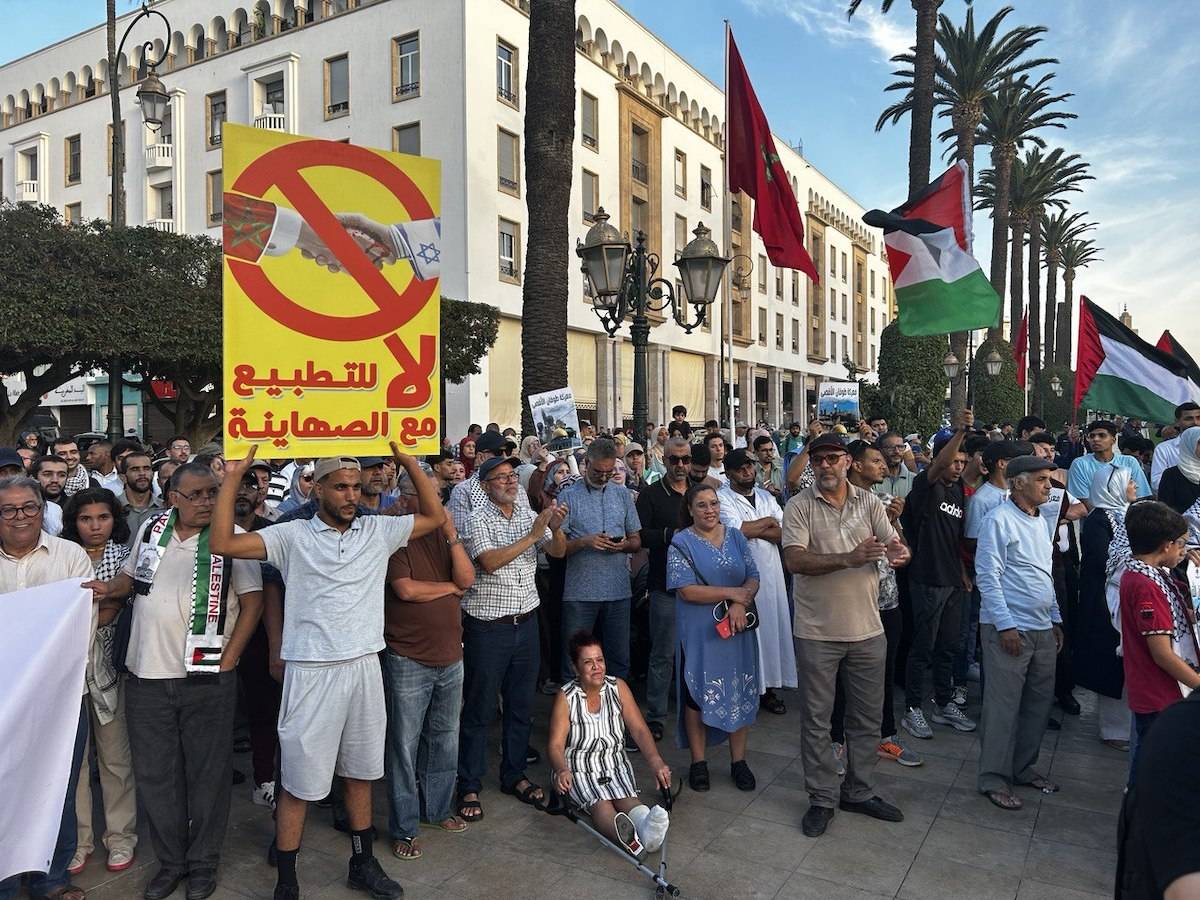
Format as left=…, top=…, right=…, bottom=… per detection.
left=457, top=614, right=539, bottom=795
left=560, top=598, right=631, bottom=682
left=0, top=699, right=88, bottom=900
left=645, top=590, right=677, bottom=721
left=383, top=652, right=463, bottom=839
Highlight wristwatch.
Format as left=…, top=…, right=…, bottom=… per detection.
left=447, top=536, right=462, bottom=547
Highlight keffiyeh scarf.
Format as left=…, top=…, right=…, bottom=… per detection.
left=1105, top=511, right=1131, bottom=581
left=86, top=540, right=130, bottom=725
left=1125, top=558, right=1200, bottom=667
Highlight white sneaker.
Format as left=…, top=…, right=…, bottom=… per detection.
left=106, top=847, right=135, bottom=872
left=931, top=702, right=977, bottom=732
left=952, top=685, right=968, bottom=707
left=902, top=707, right=934, bottom=740
left=614, top=811, right=647, bottom=860
left=252, top=781, right=276, bottom=809
left=637, top=805, right=670, bottom=852
left=832, top=741, right=846, bottom=776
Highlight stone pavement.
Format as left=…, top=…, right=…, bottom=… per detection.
left=69, top=682, right=1126, bottom=900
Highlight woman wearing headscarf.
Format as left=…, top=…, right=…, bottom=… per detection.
left=1077, top=464, right=1137, bottom=749
left=457, top=436, right=477, bottom=477
left=1158, top=426, right=1200, bottom=537
left=645, top=427, right=669, bottom=483
left=516, top=435, right=550, bottom=491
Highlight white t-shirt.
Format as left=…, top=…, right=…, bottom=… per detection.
left=123, top=521, right=263, bottom=679
left=258, top=514, right=414, bottom=663
left=965, top=482, right=1008, bottom=540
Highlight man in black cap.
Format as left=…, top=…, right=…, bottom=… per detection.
left=447, top=431, right=529, bottom=530
left=357, top=457, right=390, bottom=513
left=973, top=454, right=1064, bottom=810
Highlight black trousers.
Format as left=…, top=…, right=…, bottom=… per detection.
left=238, top=624, right=281, bottom=786
left=1053, top=556, right=1078, bottom=700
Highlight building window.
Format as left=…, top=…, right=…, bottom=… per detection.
left=841, top=293, right=847, bottom=323
left=870, top=269, right=877, bottom=297
left=261, top=75, right=285, bottom=116
left=65, top=135, right=81, bottom=185
left=324, top=54, right=350, bottom=118
left=64, top=202, right=81, bottom=224
left=870, top=308, right=876, bottom=334
left=393, top=33, right=420, bottom=99
left=497, top=40, right=518, bottom=106
left=758, top=308, right=768, bottom=346
left=882, top=313, right=888, bottom=329
left=758, top=256, right=767, bottom=292
left=630, top=197, right=648, bottom=238
left=775, top=269, right=783, bottom=300
left=206, top=170, right=223, bottom=225
left=841, top=335, right=848, bottom=362
left=105, top=121, right=125, bottom=174
left=497, top=128, right=519, bottom=195
left=631, top=127, right=649, bottom=184
left=829, top=245, right=836, bottom=276
left=871, top=345, right=876, bottom=371
left=393, top=122, right=420, bottom=155
left=775, top=313, right=784, bottom=350
left=673, top=149, right=686, bottom=198
left=581, top=91, right=598, bottom=149
left=791, top=270, right=799, bottom=305
left=581, top=169, right=598, bottom=222
left=700, top=165, right=712, bottom=211
left=855, top=260, right=864, bottom=293
left=674, top=214, right=687, bottom=253
left=498, top=218, right=520, bottom=282
left=153, top=184, right=173, bottom=221
left=206, top=91, right=226, bottom=148
left=829, top=330, right=835, bottom=357
left=791, top=318, right=800, bottom=354
left=841, top=251, right=847, bottom=282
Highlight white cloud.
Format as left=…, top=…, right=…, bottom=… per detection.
left=741, top=0, right=912, bottom=63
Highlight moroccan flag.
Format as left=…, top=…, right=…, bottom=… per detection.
left=726, top=30, right=819, bottom=282
left=1013, top=310, right=1029, bottom=389
left=1156, top=330, right=1200, bottom=389
left=1076, top=296, right=1200, bottom=422
left=862, top=161, right=1001, bottom=336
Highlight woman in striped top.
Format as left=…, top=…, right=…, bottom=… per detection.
left=548, top=632, right=672, bottom=858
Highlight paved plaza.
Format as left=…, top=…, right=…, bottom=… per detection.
left=68, top=681, right=1125, bottom=900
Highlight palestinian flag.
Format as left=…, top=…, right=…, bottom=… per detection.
left=862, top=161, right=1001, bottom=336
left=1156, top=330, right=1200, bottom=389
left=1076, top=296, right=1200, bottom=423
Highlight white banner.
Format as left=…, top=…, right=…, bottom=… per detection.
left=0, top=579, right=91, bottom=882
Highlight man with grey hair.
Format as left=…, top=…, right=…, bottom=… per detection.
left=974, top=455, right=1064, bottom=811
left=0, top=475, right=98, bottom=900
left=558, top=438, right=642, bottom=683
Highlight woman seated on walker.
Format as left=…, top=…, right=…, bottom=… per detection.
left=548, top=631, right=673, bottom=859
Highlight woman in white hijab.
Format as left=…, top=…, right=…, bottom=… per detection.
left=1077, top=464, right=1136, bottom=749
left=1157, top=426, right=1200, bottom=546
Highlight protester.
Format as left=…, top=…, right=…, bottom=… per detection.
left=1149, top=402, right=1200, bottom=491
left=974, top=455, right=1064, bottom=810
left=1156, top=425, right=1200, bottom=518
left=548, top=631, right=672, bottom=859
left=165, top=436, right=192, bottom=465
left=623, top=443, right=647, bottom=491
left=356, top=457, right=390, bottom=513
left=529, top=459, right=578, bottom=695
left=752, top=434, right=784, bottom=501
left=646, top=427, right=669, bottom=480
left=718, top=448, right=796, bottom=714
left=53, top=436, right=90, bottom=498
left=448, top=431, right=527, bottom=528
left=0, top=475, right=96, bottom=900
left=667, top=483, right=761, bottom=793
left=783, top=433, right=909, bottom=836
left=703, top=432, right=728, bottom=484
left=60, top=488, right=137, bottom=876
left=1067, top=420, right=1151, bottom=505
left=874, top=431, right=917, bottom=499
left=115, top=452, right=161, bottom=541
left=275, top=462, right=315, bottom=517
left=668, top=406, right=692, bottom=439
left=1076, top=465, right=1136, bottom=750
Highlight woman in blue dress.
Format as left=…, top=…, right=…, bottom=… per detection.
left=667, top=483, right=762, bottom=793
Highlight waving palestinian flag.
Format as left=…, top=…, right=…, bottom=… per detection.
left=1076, top=297, right=1200, bottom=422
left=863, top=162, right=1001, bottom=336
left=1156, top=329, right=1200, bottom=389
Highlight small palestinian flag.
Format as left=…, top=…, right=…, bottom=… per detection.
left=863, top=161, right=1001, bottom=336
left=1076, top=297, right=1200, bottom=422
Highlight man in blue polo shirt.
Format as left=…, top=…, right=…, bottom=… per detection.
left=1066, top=420, right=1150, bottom=507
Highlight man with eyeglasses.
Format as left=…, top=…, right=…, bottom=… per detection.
left=635, top=437, right=692, bottom=741
left=783, top=433, right=910, bottom=837
left=166, top=436, right=193, bottom=465
left=558, top=438, right=642, bottom=687
left=0, top=475, right=96, bottom=900
left=447, top=431, right=530, bottom=531
left=84, top=462, right=264, bottom=900
left=874, top=431, right=918, bottom=500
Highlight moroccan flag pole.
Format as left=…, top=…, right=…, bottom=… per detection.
left=1013, top=309, right=1029, bottom=413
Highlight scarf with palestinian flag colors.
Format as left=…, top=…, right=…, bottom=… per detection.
left=132, top=510, right=230, bottom=674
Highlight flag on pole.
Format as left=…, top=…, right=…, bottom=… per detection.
left=862, top=161, right=1002, bottom=336
left=1076, top=296, right=1200, bottom=422
left=725, top=29, right=819, bottom=282
left=1156, top=329, right=1200, bottom=390
left=1013, top=310, right=1029, bottom=389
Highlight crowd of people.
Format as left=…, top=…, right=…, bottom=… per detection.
left=2, top=399, right=1199, bottom=899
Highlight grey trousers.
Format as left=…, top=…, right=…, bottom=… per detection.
left=125, top=672, right=236, bottom=873
left=645, top=590, right=677, bottom=721
left=795, top=633, right=886, bottom=808
left=977, top=624, right=1056, bottom=794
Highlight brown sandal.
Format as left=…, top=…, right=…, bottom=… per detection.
left=391, top=838, right=422, bottom=860
left=985, top=790, right=1023, bottom=810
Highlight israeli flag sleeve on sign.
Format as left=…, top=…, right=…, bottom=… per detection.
left=390, top=217, right=442, bottom=282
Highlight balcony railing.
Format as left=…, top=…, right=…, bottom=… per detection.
left=16, top=180, right=38, bottom=202
left=149, top=218, right=175, bottom=233
left=631, top=158, right=649, bottom=184
left=700, top=182, right=713, bottom=209
left=145, top=143, right=173, bottom=170
left=498, top=175, right=518, bottom=192
left=499, top=261, right=517, bottom=278
left=253, top=113, right=286, bottom=131
left=395, top=81, right=419, bottom=98
left=582, top=133, right=597, bottom=149
left=209, top=211, right=223, bottom=225
left=326, top=101, right=349, bottom=116
left=209, top=130, right=224, bottom=146
left=497, top=85, right=517, bottom=104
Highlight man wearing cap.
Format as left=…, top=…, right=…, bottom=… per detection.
left=974, top=454, right=1064, bottom=810
left=355, top=457, right=391, bottom=513
left=245, top=459, right=279, bottom=523
left=457, top=454, right=567, bottom=821
left=210, top=447, right=445, bottom=900
left=0, top=448, right=25, bottom=478
left=447, top=431, right=529, bottom=530
left=783, top=432, right=910, bottom=837
left=623, top=442, right=647, bottom=491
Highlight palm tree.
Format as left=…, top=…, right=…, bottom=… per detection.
left=519, top=1, right=575, bottom=436
left=1056, top=237, right=1102, bottom=366
left=1041, top=209, right=1093, bottom=366
left=976, top=73, right=1075, bottom=341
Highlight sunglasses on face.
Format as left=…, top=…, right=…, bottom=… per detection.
left=811, top=453, right=846, bottom=467
left=667, top=455, right=692, bottom=464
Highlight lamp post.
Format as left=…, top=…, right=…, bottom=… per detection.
left=1049, top=373, right=1063, bottom=397
left=577, top=208, right=736, bottom=443
left=942, top=340, right=1002, bottom=408
left=106, top=1, right=172, bottom=442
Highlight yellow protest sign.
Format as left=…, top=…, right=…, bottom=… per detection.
left=221, top=123, right=440, bottom=458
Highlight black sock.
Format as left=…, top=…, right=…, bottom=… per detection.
left=350, top=827, right=373, bottom=861
left=275, top=848, right=299, bottom=887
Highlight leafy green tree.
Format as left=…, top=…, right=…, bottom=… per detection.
left=1041, top=209, right=1094, bottom=365
left=869, top=321, right=949, bottom=439
left=442, top=298, right=500, bottom=384
left=1038, top=361, right=1077, bottom=429
left=969, top=338, right=1023, bottom=425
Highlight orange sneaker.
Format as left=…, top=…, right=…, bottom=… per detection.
left=878, top=737, right=923, bottom=767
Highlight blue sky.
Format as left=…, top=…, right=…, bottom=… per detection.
left=4, top=0, right=1197, bottom=361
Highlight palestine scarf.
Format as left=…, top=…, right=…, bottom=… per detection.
left=1125, top=558, right=1200, bottom=668
left=132, top=510, right=230, bottom=673
left=1105, top=511, right=1131, bottom=583
left=86, top=540, right=131, bottom=725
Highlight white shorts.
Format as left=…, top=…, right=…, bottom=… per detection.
left=278, top=653, right=385, bottom=801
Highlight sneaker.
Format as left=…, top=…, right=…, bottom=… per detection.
left=613, top=812, right=647, bottom=860
left=877, top=737, right=923, bottom=767
left=966, top=662, right=981, bottom=683
left=107, top=847, right=136, bottom=872
left=68, top=848, right=89, bottom=876
left=901, top=707, right=933, bottom=740
left=253, top=781, right=277, bottom=809
left=347, top=855, right=404, bottom=900
left=832, top=741, right=846, bottom=776
left=951, top=685, right=968, bottom=707
left=931, top=702, right=977, bottom=732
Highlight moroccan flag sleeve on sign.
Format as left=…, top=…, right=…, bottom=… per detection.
left=861, top=161, right=1001, bottom=337
left=1075, top=296, right=1200, bottom=422
left=1013, top=311, right=1028, bottom=390
left=726, top=31, right=819, bottom=282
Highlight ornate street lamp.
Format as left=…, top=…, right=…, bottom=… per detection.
left=1049, top=374, right=1064, bottom=397
left=135, top=70, right=170, bottom=130
left=578, top=209, right=734, bottom=442
left=984, top=348, right=1004, bottom=377
left=942, top=351, right=961, bottom=382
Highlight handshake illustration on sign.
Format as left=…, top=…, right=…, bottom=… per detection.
left=297, top=213, right=442, bottom=282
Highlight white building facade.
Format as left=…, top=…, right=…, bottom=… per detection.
left=1, top=0, right=897, bottom=437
